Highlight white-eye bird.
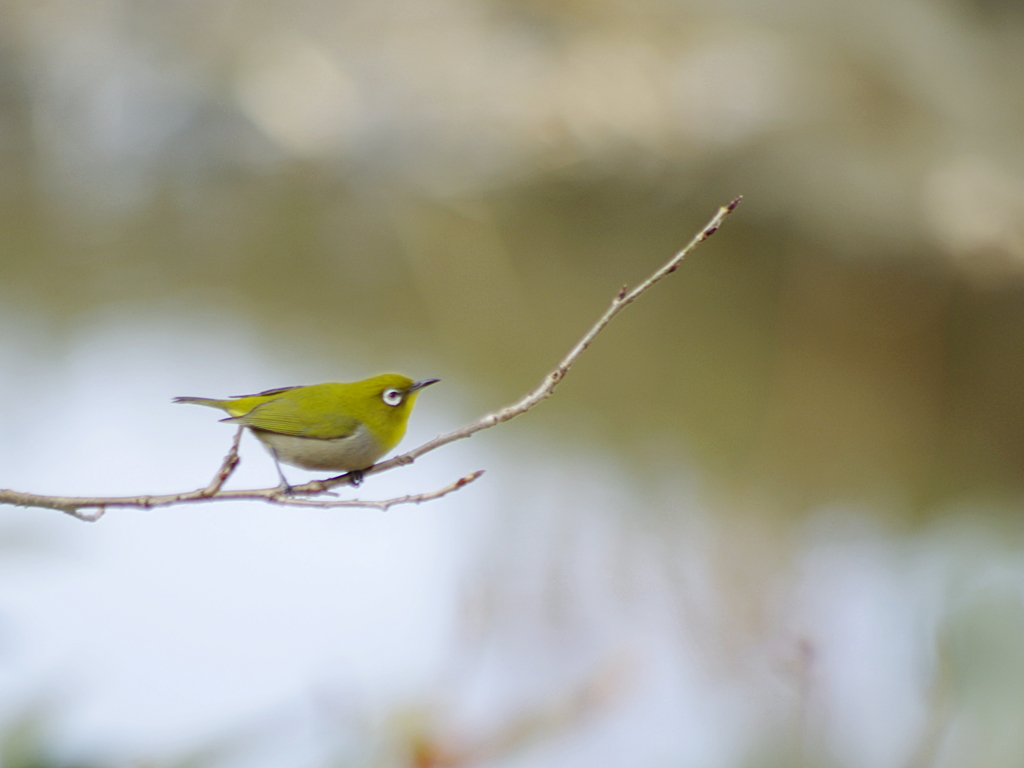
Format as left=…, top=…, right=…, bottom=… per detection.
left=174, top=374, right=439, bottom=490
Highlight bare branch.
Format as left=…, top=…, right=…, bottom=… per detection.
left=202, top=426, right=244, bottom=496
left=0, top=197, right=740, bottom=518
left=300, top=195, right=742, bottom=493
left=0, top=471, right=486, bottom=521
left=271, top=471, right=486, bottom=510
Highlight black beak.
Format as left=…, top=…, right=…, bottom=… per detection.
left=409, top=378, right=440, bottom=393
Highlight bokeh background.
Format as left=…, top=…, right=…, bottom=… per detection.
left=1, top=0, right=1024, bottom=765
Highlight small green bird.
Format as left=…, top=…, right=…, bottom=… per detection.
left=174, top=374, right=439, bottom=490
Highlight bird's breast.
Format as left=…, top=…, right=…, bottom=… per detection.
left=250, top=425, right=385, bottom=472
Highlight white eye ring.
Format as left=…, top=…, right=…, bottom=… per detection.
left=382, top=388, right=404, bottom=406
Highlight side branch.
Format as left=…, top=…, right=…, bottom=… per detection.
left=309, top=195, right=742, bottom=491
left=0, top=197, right=740, bottom=518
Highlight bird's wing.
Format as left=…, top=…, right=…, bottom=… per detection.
left=231, top=385, right=302, bottom=398
left=222, top=396, right=360, bottom=439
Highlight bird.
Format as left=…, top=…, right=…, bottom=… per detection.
left=174, top=374, right=439, bottom=491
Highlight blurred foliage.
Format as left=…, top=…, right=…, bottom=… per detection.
left=0, top=712, right=98, bottom=768
left=2, top=0, right=1024, bottom=765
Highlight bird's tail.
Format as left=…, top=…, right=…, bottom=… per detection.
left=173, top=396, right=228, bottom=410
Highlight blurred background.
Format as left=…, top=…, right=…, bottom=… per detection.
left=1, top=0, right=1024, bottom=765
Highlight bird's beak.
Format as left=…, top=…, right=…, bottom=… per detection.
left=409, top=378, right=440, bottom=393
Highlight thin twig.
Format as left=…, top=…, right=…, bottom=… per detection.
left=272, top=471, right=486, bottom=510
left=303, top=195, right=742, bottom=493
left=0, top=197, right=740, bottom=519
left=202, top=426, right=244, bottom=496
left=0, top=471, right=486, bottom=520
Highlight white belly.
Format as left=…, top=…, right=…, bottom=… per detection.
left=250, top=425, right=385, bottom=471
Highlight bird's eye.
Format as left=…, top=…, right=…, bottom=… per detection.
left=382, top=388, right=404, bottom=406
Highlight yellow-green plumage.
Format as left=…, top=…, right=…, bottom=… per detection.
left=174, top=374, right=437, bottom=481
